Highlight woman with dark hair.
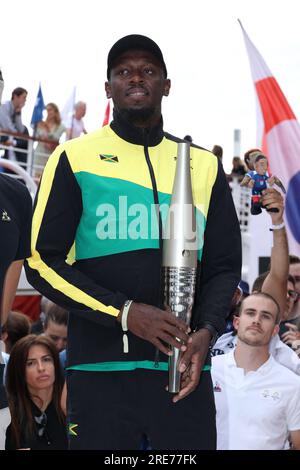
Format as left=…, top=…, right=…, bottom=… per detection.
left=0, top=311, right=31, bottom=449
left=5, top=335, right=67, bottom=450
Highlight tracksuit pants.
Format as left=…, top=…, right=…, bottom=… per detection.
left=67, top=367, right=216, bottom=450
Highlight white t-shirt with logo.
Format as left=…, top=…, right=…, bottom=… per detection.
left=212, top=351, right=300, bottom=450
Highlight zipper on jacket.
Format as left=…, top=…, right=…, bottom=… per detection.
left=143, top=129, right=163, bottom=368
left=143, top=131, right=163, bottom=249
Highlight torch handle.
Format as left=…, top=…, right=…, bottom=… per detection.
left=163, top=267, right=197, bottom=393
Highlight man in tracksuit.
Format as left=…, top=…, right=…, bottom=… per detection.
left=25, top=35, right=241, bottom=450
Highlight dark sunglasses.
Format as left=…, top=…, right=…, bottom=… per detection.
left=34, top=412, right=51, bottom=445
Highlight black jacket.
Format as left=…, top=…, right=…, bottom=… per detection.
left=25, top=111, right=241, bottom=371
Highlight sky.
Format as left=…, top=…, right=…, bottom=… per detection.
left=1, top=0, right=300, bottom=173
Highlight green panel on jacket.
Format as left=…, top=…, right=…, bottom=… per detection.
left=74, top=172, right=206, bottom=260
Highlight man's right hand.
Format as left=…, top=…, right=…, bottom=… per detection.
left=119, top=302, right=191, bottom=356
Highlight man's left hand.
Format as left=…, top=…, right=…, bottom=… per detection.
left=172, top=328, right=211, bottom=403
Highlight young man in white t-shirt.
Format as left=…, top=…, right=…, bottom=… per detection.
left=212, top=187, right=300, bottom=374
left=212, top=292, right=300, bottom=450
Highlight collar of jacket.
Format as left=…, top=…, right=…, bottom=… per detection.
left=110, top=109, right=164, bottom=146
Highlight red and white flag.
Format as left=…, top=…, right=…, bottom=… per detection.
left=240, top=20, right=300, bottom=257
left=102, top=100, right=111, bottom=127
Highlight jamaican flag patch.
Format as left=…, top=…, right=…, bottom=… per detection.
left=68, top=422, right=78, bottom=436
left=99, top=154, right=119, bottom=163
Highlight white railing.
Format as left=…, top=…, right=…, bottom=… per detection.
left=0, top=157, right=38, bottom=197
left=229, top=176, right=251, bottom=233
left=228, top=176, right=251, bottom=283
left=0, top=129, right=59, bottom=180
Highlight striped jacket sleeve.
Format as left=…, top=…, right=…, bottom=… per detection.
left=25, top=148, right=127, bottom=327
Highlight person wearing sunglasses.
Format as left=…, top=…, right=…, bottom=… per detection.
left=5, top=335, right=67, bottom=450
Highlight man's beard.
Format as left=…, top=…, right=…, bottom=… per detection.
left=238, top=330, right=271, bottom=347
left=119, top=106, right=156, bottom=125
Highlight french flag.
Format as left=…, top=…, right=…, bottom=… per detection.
left=240, top=20, right=300, bottom=257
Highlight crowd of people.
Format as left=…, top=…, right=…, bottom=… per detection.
left=0, top=34, right=300, bottom=451
left=0, top=79, right=88, bottom=179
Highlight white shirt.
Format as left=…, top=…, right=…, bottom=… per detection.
left=212, top=351, right=300, bottom=450
left=68, top=118, right=85, bottom=139
left=0, top=407, right=10, bottom=450
left=212, top=332, right=300, bottom=375
left=1, top=351, right=9, bottom=385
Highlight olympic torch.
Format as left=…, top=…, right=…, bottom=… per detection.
left=163, top=141, right=198, bottom=393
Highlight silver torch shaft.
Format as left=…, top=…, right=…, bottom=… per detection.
left=162, top=142, right=198, bottom=393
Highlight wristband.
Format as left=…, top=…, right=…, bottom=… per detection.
left=269, top=222, right=285, bottom=231
left=193, top=322, right=219, bottom=346
left=121, top=300, right=133, bottom=354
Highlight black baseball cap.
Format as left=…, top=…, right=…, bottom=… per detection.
left=107, top=34, right=167, bottom=79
